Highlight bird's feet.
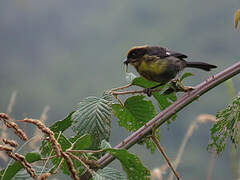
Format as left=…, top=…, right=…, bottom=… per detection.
left=143, top=88, right=153, bottom=97
left=163, top=79, right=194, bottom=94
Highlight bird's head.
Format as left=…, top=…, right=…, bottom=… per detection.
left=124, top=45, right=148, bottom=68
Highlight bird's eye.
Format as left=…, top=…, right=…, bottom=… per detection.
left=131, top=52, right=136, bottom=57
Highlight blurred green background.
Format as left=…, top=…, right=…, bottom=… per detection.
left=0, top=1, right=240, bottom=179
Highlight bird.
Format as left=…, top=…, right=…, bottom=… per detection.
left=124, top=45, right=217, bottom=96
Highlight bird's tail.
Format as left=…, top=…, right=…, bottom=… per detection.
left=186, top=61, right=217, bottom=71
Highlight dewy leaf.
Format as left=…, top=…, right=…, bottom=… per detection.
left=0, top=152, right=41, bottom=180
left=208, top=95, right=240, bottom=153
left=72, top=92, right=113, bottom=148
left=234, top=9, right=240, bottom=29
left=112, top=95, right=157, bottom=131
left=105, top=149, right=150, bottom=180
left=92, top=167, right=127, bottom=180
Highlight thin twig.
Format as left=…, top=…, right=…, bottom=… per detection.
left=68, top=153, right=93, bottom=175
left=40, top=132, right=62, bottom=175
left=53, top=158, right=64, bottom=174
left=67, top=149, right=105, bottom=154
left=112, top=94, right=124, bottom=106
left=29, top=106, right=50, bottom=149
left=168, top=114, right=216, bottom=180
left=110, top=84, right=132, bottom=92
left=111, top=88, right=160, bottom=96
left=41, top=155, right=57, bottom=160
left=151, top=132, right=180, bottom=180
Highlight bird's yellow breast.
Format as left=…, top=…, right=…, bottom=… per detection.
left=138, top=56, right=168, bottom=75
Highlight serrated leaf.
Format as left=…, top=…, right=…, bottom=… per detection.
left=72, top=92, right=113, bottom=148
left=105, top=149, right=150, bottom=180
left=208, top=95, right=240, bottom=153
left=112, top=95, right=157, bottom=131
left=0, top=152, right=41, bottom=180
left=179, top=72, right=195, bottom=82
left=50, top=111, right=75, bottom=133
left=92, top=167, right=127, bottom=180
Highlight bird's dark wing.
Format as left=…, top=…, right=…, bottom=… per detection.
left=148, top=46, right=188, bottom=59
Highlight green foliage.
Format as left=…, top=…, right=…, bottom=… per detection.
left=132, top=76, right=159, bottom=88
left=179, top=72, right=195, bottom=82
left=41, top=132, right=91, bottom=175
left=208, top=95, right=240, bottom=153
left=0, top=152, right=41, bottom=180
left=112, top=95, right=157, bottom=131
left=92, top=167, right=127, bottom=180
left=138, top=128, right=161, bottom=154
left=131, top=77, right=177, bottom=120
left=72, top=92, right=113, bottom=148
left=50, top=111, right=75, bottom=133
left=71, top=134, right=92, bottom=150
left=105, top=148, right=150, bottom=180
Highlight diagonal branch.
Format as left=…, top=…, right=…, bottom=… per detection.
left=80, top=61, right=240, bottom=180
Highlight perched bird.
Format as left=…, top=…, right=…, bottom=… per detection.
left=124, top=45, right=217, bottom=95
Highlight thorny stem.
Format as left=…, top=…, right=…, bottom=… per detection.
left=80, top=62, right=240, bottom=180
left=53, top=158, right=64, bottom=174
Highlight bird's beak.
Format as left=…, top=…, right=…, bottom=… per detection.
left=123, top=58, right=129, bottom=65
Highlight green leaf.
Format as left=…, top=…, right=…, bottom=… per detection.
left=179, top=72, right=195, bottom=82
left=131, top=77, right=177, bottom=120
left=138, top=128, right=161, bottom=154
left=0, top=152, right=41, bottom=180
left=41, top=112, right=75, bottom=156
left=207, top=95, right=240, bottom=153
left=112, top=95, right=157, bottom=131
left=132, top=77, right=159, bottom=88
left=72, top=92, right=113, bottom=148
left=105, top=149, right=150, bottom=180
left=92, top=167, right=127, bottom=180
left=71, top=134, right=91, bottom=150
left=50, top=111, right=75, bottom=133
